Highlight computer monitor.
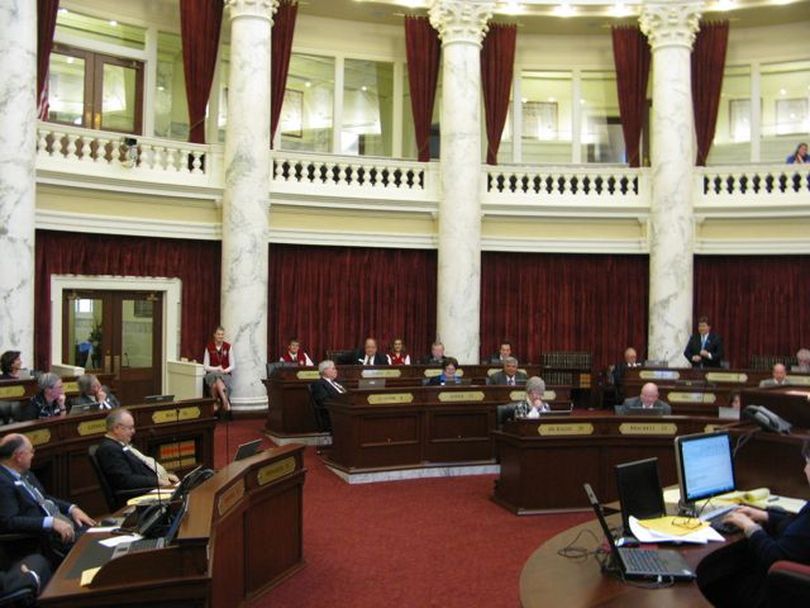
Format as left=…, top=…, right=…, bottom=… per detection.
left=674, top=431, right=736, bottom=514
left=615, top=457, right=666, bottom=533
left=143, top=394, right=174, bottom=404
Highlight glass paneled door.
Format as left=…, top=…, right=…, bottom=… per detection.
left=63, top=291, right=163, bottom=404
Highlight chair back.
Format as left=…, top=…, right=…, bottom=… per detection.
left=88, top=444, right=119, bottom=512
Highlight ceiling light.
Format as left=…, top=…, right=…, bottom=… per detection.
left=611, top=1, right=631, bottom=17
left=715, top=0, right=736, bottom=10
left=548, top=96, right=556, bottom=102
left=305, top=81, right=312, bottom=88
left=521, top=97, right=528, bottom=104
left=66, top=56, right=75, bottom=64
left=779, top=88, right=787, bottom=95
left=361, top=85, right=368, bottom=92
left=501, top=0, right=523, bottom=15
left=554, top=2, right=575, bottom=17
left=58, top=7, right=68, bottom=15
left=109, top=20, right=118, bottom=27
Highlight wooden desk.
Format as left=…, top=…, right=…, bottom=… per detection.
left=264, top=364, right=545, bottom=436
left=0, top=398, right=215, bottom=516
left=39, top=444, right=306, bottom=608
left=0, top=374, right=116, bottom=402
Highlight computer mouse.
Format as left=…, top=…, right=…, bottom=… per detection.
left=616, top=537, right=639, bottom=547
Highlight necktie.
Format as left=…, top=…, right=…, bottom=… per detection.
left=701, top=335, right=707, bottom=349
left=365, top=357, right=371, bottom=365
left=508, top=377, right=514, bottom=386
left=21, top=474, right=59, bottom=517
left=332, top=380, right=345, bottom=394
left=126, top=445, right=169, bottom=483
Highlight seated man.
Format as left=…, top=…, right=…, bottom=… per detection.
left=0, top=553, right=50, bottom=598
left=279, top=337, right=314, bottom=366
left=27, top=373, right=67, bottom=420
left=0, top=434, right=95, bottom=564
left=617, top=382, right=672, bottom=415
left=357, top=338, right=388, bottom=366
left=309, top=360, right=346, bottom=433
left=759, top=363, right=791, bottom=388
left=488, top=357, right=527, bottom=386
left=420, top=342, right=447, bottom=366
left=697, top=440, right=810, bottom=608
left=96, top=409, right=179, bottom=501
left=498, top=376, right=550, bottom=425
left=428, top=358, right=462, bottom=386
left=69, top=374, right=119, bottom=414
left=793, top=348, right=810, bottom=373
left=487, top=341, right=515, bottom=365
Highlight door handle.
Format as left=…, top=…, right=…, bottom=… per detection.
left=104, top=354, right=112, bottom=373
left=113, top=355, right=120, bottom=376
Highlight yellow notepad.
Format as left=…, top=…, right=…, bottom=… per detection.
left=637, top=515, right=710, bottom=537
left=80, top=567, right=100, bottom=587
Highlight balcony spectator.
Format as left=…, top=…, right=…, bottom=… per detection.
left=786, top=142, right=808, bottom=164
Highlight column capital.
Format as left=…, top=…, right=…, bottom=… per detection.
left=639, top=1, right=702, bottom=51
left=428, top=0, right=495, bottom=47
left=225, top=0, right=279, bottom=22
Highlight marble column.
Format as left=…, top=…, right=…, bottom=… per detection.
left=0, top=0, right=36, bottom=361
left=428, top=0, right=494, bottom=364
left=221, top=0, right=277, bottom=411
left=640, top=2, right=702, bottom=367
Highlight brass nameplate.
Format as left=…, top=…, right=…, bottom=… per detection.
left=437, top=391, right=484, bottom=403
left=509, top=390, right=526, bottom=401
left=296, top=370, right=320, bottom=380
left=151, top=406, right=201, bottom=424
left=423, top=369, right=442, bottom=378
left=77, top=420, right=107, bottom=436
left=0, top=386, right=25, bottom=398
left=63, top=381, right=78, bottom=393
left=669, top=392, right=716, bottom=404
left=361, top=369, right=401, bottom=379
left=706, top=372, right=748, bottom=383
left=257, top=457, right=296, bottom=486
left=367, top=393, right=414, bottom=405
left=787, top=375, right=810, bottom=386
left=487, top=368, right=500, bottom=376
left=704, top=424, right=721, bottom=433
left=538, top=423, right=594, bottom=436
left=543, top=390, right=557, bottom=401
left=639, top=370, right=680, bottom=380
left=217, top=479, right=245, bottom=517
left=25, top=429, right=51, bottom=446
left=619, top=423, right=678, bottom=435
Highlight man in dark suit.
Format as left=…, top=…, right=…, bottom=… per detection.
left=310, top=360, right=346, bottom=433
left=759, top=363, right=791, bottom=388
left=0, top=434, right=95, bottom=564
left=69, top=373, right=120, bottom=414
left=487, top=341, right=515, bottom=365
left=357, top=338, right=388, bottom=366
left=617, top=382, right=672, bottom=415
left=420, top=342, right=447, bottom=365
left=95, top=409, right=179, bottom=496
left=0, top=553, right=50, bottom=597
left=684, top=316, right=724, bottom=368
left=488, top=357, right=527, bottom=386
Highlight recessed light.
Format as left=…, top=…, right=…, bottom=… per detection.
left=58, top=8, right=68, bottom=15
left=361, top=85, right=368, bottom=92
left=109, top=20, right=118, bottom=27
left=66, top=56, right=75, bottom=64
left=779, top=88, right=787, bottom=95
left=305, top=81, right=312, bottom=88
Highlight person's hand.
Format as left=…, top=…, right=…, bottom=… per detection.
left=723, top=510, right=758, bottom=534
left=97, top=388, right=107, bottom=402
left=700, top=349, right=710, bottom=358
left=52, top=518, right=75, bottom=543
left=692, top=355, right=702, bottom=362
left=159, top=478, right=175, bottom=488
left=71, top=507, right=96, bottom=528
left=168, top=473, right=180, bottom=484
left=736, top=506, right=769, bottom=524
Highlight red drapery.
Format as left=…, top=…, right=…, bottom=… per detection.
left=611, top=26, right=650, bottom=168
left=270, top=0, right=298, bottom=146
left=481, top=253, right=649, bottom=370
left=34, top=231, right=221, bottom=371
left=37, top=0, right=60, bottom=120
left=267, top=244, right=437, bottom=362
left=404, top=16, right=440, bottom=162
left=179, top=0, right=223, bottom=144
left=691, top=21, right=729, bottom=166
left=694, top=255, right=810, bottom=368
left=481, top=23, right=517, bottom=166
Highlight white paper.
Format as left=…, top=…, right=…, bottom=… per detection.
left=85, top=526, right=118, bottom=534
left=629, top=516, right=725, bottom=545
left=99, top=534, right=142, bottom=548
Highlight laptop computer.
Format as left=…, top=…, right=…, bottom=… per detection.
left=112, top=496, right=188, bottom=559
left=234, top=439, right=262, bottom=462
left=615, top=458, right=667, bottom=535
left=583, top=483, right=695, bottom=581
left=357, top=378, right=386, bottom=389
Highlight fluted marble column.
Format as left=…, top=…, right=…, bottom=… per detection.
left=221, top=0, right=277, bottom=411
left=640, top=2, right=702, bottom=366
left=429, top=0, right=493, bottom=364
left=0, top=0, right=36, bottom=360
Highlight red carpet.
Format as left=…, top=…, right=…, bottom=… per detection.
left=214, top=420, right=592, bottom=607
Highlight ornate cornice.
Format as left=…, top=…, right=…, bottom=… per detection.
left=428, top=0, right=494, bottom=47
left=639, top=1, right=702, bottom=51
left=225, top=0, right=280, bottom=22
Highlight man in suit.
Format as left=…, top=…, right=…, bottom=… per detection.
left=759, top=363, right=791, bottom=388
left=0, top=434, right=95, bottom=564
left=487, top=341, right=515, bottom=365
left=488, top=357, right=527, bottom=386
left=0, top=553, right=51, bottom=598
left=684, top=316, right=724, bottom=368
left=618, top=382, right=672, bottom=415
left=69, top=374, right=120, bottom=414
left=611, top=347, right=641, bottom=401
left=95, top=409, right=179, bottom=497
left=420, top=342, right=447, bottom=365
left=310, top=360, right=346, bottom=433
left=357, top=338, right=388, bottom=366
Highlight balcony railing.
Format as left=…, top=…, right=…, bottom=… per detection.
left=698, top=164, right=810, bottom=203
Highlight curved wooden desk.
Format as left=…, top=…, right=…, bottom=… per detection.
left=519, top=511, right=717, bottom=607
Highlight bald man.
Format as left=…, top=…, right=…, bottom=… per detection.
left=619, top=382, right=672, bottom=415
left=759, top=363, right=791, bottom=388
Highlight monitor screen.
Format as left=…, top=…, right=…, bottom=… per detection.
left=675, top=431, right=736, bottom=504
left=615, top=457, right=665, bottom=532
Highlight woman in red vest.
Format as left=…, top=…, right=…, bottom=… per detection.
left=387, top=338, right=411, bottom=365
left=203, top=326, right=233, bottom=419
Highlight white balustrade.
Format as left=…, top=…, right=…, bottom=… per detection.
left=697, top=164, right=810, bottom=205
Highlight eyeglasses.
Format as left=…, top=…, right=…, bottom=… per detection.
left=671, top=517, right=703, bottom=530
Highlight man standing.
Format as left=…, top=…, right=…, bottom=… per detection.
left=488, top=357, right=527, bottom=386
left=357, top=338, right=388, bottom=366
left=619, top=382, right=672, bottom=415
left=759, top=363, right=791, bottom=388
left=0, top=434, right=95, bottom=563
left=684, top=316, right=724, bottom=368
left=310, top=360, right=346, bottom=433
left=612, top=347, right=641, bottom=403
left=95, top=409, right=179, bottom=501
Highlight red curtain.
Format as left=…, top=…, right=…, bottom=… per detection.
left=404, top=16, right=440, bottom=162
left=268, top=244, right=437, bottom=362
left=691, top=21, right=729, bottom=166
left=179, top=0, right=223, bottom=144
left=34, top=231, right=221, bottom=371
left=481, top=23, right=517, bottom=166
left=37, top=0, right=60, bottom=120
left=611, top=26, right=650, bottom=168
left=481, top=253, right=649, bottom=370
left=270, top=0, right=298, bottom=146
left=694, top=255, right=810, bottom=369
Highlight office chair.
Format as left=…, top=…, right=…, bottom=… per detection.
left=87, top=445, right=153, bottom=512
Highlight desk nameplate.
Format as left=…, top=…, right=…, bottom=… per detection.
left=24, top=429, right=51, bottom=446
left=77, top=419, right=107, bottom=436
left=508, top=390, right=556, bottom=402
left=367, top=393, right=414, bottom=405
left=786, top=375, right=810, bottom=386
left=618, top=422, right=678, bottom=435
left=217, top=479, right=246, bottom=517
left=537, top=423, right=594, bottom=437
left=62, top=382, right=78, bottom=393
left=296, top=370, right=320, bottom=380
left=639, top=370, right=680, bottom=380
left=0, top=386, right=25, bottom=398
left=152, top=406, right=202, bottom=424
left=257, top=457, right=297, bottom=486
left=668, top=392, right=717, bottom=404
left=706, top=372, right=748, bottom=383
left=437, top=391, right=484, bottom=403
left=424, top=368, right=467, bottom=378
left=361, top=369, right=401, bottom=379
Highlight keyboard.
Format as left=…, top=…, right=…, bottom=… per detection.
left=111, top=537, right=165, bottom=559
left=620, top=549, right=675, bottom=574
left=699, top=504, right=737, bottom=522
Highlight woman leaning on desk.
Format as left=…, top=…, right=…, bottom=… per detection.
left=696, top=440, right=810, bottom=607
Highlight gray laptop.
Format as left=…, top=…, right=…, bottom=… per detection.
left=357, top=378, right=386, bottom=389
left=583, top=483, right=695, bottom=581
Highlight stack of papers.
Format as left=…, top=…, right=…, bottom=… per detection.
left=663, top=487, right=807, bottom=515
left=630, top=516, right=725, bottom=544
left=126, top=489, right=173, bottom=506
